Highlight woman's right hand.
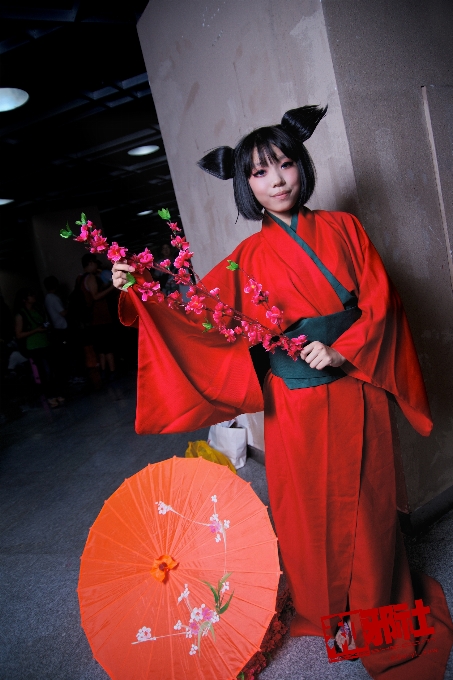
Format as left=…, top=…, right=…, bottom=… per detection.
left=112, top=262, right=135, bottom=290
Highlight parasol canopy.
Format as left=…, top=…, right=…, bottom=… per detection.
left=78, top=457, right=280, bottom=680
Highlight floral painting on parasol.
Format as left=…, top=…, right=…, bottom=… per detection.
left=78, top=457, right=280, bottom=680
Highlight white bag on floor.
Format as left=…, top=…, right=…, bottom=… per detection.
left=208, top=420, right=247, bottom=469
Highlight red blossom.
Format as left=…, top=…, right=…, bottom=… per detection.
left=137, top=281, right=161, bottom=301
left=171, top=235, right=189, bottom=249
left=173, top=268, right=191, bottom=285
left=75, top=225, right=91, bottom=242
left=89, top=232, right=109, bottom=253
left=167, top=221, right=181, bottom=232
left=137, top=248, right=154, bottom=268
left=287, top=334, right=308, bottom=360
left=174, top=249, right=193, bottom=269
left=107, top=241, right=128, bottom=262
left=166, top=291, right=182, bottom=309
left=159, top=258, right=171, bottom=268
left=185, top=295, right=206, bottom=315
left=265, top=305, right=283, bottom=325
left=262, top=334, right=283, bottom=353
left=128, top=254, right=145, bottom=274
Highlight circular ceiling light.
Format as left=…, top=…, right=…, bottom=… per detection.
left=128, top=145, right=159, bottom=157
left=137, top=209, right=153, bottom=216
left=0, top=88, right=29, bottom=112
left=0, top=198, right=14, bottom=205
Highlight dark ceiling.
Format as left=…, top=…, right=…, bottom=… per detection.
left=0, top=1, right=180, bottom=267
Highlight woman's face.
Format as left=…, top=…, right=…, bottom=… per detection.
left=248, top=145, right=301, bottom=221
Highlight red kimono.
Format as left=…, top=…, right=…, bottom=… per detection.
left=120, top=208, right=453, bottom=679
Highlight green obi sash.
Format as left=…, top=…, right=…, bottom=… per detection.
left=267, top=212, right=361, bottom=389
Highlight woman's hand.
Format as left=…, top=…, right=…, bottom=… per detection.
left=112, top=261, right=135, bottom=290
left=300, top=341, right=346, bottom=370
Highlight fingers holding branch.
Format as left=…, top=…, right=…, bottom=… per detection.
left=112, top=261, right=135, bottom=290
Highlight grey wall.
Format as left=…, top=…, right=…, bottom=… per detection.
left=137, top=0, right=453, bottom=511
left=322, top=0, right=453, bottom=509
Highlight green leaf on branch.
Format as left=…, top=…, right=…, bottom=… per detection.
left=121, top=272, right=136, bottom=291
left=219, top=572, right=232, bottom=585
left=200, top=580, right=220, bottom=605
left=158, top=208, right=171, bottom=220
left=202, top=321, right=214, bottom=332
left=218, top=591, right=234, bottom=614
left=80, top=212, right=87, bottom=224
left=60, top=223, right=73, bottom=238
left=226, top=260, right=239, bottom=271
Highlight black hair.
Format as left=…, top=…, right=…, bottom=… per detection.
left=81, top=252, right=97, bottom=268
left=198, top=105, right=327, bottom=221
left=43, top=276, right=58, bottom=291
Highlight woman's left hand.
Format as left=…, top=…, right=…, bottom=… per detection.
left=300, top=341, right=346, bottom=370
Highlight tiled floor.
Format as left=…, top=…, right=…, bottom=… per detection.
left=1, top=374, right=452, bottom=679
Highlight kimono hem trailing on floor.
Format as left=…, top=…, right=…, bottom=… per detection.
left=119, top=208, right=453, bottom=679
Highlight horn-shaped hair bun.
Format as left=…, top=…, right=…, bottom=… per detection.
left=280, top=105, right=328, bottom=143
left=197, top=146, right=235, bottom=180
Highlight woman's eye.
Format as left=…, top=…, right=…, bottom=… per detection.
left=281, top=161, right=293, bottom=169
left=252, top=169, right=266, bottom=177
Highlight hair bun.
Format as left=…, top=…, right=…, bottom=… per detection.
left=281, top=105, right=328, bottom=143
left=197, top=146, right=235, bottom=180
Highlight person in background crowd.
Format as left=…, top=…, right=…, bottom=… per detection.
left=44, top=275, right=69, bottom=400
left=79, top=253, right=116, bottom=381
left=14, top=288, right=63, bottom=408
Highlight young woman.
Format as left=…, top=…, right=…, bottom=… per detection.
left=112, top=106, right=453, bottom=679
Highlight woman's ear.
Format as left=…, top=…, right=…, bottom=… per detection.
left=197, top=146, right=235, bottom=180
left=281, top=105, right=328, bottom=142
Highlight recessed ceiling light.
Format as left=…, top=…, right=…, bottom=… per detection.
left=137, top=209, right=153, bottom=216
left=0, top=198, right=14, bottom=205
left=0, top=88, right=29, bottom=112
left=128, top=145, right=159, bottom=156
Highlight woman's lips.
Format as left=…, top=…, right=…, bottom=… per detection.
left=272, top=191, right=290, bottom=198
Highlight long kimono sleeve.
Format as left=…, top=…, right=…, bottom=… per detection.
left=329, top=213, right=432, bottom=436
left=119, top=271, right=263, bottom=435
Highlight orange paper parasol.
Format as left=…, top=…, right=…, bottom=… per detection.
left=78, top=457, right=280, bottom=680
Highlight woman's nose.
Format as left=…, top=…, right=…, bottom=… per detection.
left=270, top=167, right=285, bottom=186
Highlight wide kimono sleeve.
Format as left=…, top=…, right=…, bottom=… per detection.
left=328, top=212, right=432, bottom=436
left=118, top=262, right=263, bottom=435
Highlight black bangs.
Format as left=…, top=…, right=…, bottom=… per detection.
left=233, top=124, right=316, bottom=221
left=239, top=126, right=301, bottom=178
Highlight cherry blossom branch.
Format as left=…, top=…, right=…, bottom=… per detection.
left=60, top=211, right=307, bottom=359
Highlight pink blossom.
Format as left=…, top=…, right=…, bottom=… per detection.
left=167, top=291, right=182, bottom=309
left=213, top=302, right=228, bottom=325
left=252, top=289, right=269, bottom=305
left=159, top=259, right=171, bottom=268
left=186, top=286, right=198, bottom=298
left=89, top=232, right=108, bottom=253
left=262, top=334, right=282, bottom=353
left=185, top=295, right=206, bottom=315
left=265, top=305, right=283, bottom=325
left=246, top=325, right=265, bottom=345
left=209, top=287, right=220, bottom=296
left=287, top=334, right=308, bottom=360
left=167, top=221, right=181, bottom=232
left=222, top=328, right=237, bottom=343
left=128, top=254, right=145, bottom=274
left=137, top=248, right=154, bottom=267
left=244, top=279, right=261, bottom=295
left=107, top=242, right=128, bottom=262
left=137, top=281, right=161, bottom=302
left=234, top=326, right=243, bottom=335
left=171, top=235, right=189, bottom=249
left=174, top=249, right=193, bottom=269
left=75, top=225, right=91, bottom=242
left=174, top=268, right=191, bottom=285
